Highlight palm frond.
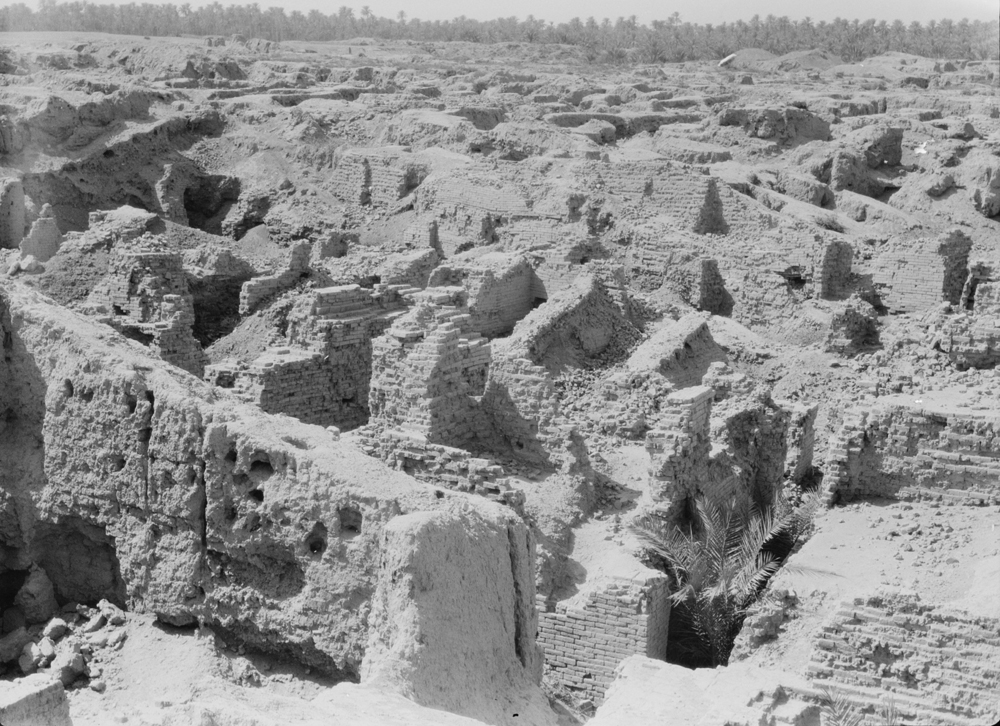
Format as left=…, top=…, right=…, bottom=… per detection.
left=820, top=686, right=864, bottom=726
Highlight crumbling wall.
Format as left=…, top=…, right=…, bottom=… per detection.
left=807, top=594, right=1000, bottom=726
left=871, top=230, right=972, bottom=313
left=0, top=279, right=542, bottom=685
left=536, top=577, right=671, bottom=704
left=428, top=253, right=537, bottom=338
left=87, top=247, right=208, bottom=376
left=818, top=239, right=854, bottom=299
left=645, top=386, right=713, bottom=519
left=330, top=147, right=428, bottom=208
left=368, top=301, right=490, bottom=447
left=238, top=240, right=311, bottom=316
left=0, top=177, right=25, bottom=250
left=574, top=160, right=726, bottom=234
left=825, top=401, right=1000, bottom=504
left=362, top=506, right=552, bottom=726
left=18, top=204, right=62, bottom=263
left=496, top=274, right=641, bottom=375
left=211, top=284, right=408, bottom=429
left=626, top=314, right=728, bottom=390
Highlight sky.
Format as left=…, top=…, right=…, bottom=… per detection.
left=32, top=0, right=1000, bottom=25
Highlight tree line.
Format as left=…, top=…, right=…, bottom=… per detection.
left=1, top=1, right=997, bottom=63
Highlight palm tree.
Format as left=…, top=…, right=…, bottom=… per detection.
left=631, top=487, right=818, bottom=667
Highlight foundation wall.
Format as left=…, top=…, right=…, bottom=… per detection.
left=826, top=403, right=1000, bottom=504
left=807, top=595, right=1000, bottom=726
left=537, top=578, right=671, bottom=704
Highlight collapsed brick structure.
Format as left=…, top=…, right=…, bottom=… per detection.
left=807, top=594, right=1000, bottom=726
left=207, top=283, right=409, bottom=429
left=427, top=252, right=539, bottom=338
left=87, top=246, right=208, bottom=377
left=826, top=395, right=1000, bottom=505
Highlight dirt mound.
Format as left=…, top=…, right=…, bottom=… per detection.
left=766, top=49, right=842, bottom=72
left=723, top=48, right=777, bottom=69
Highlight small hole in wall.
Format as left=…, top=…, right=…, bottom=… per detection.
left=108, top=454, right=126, bottom=472
left=225, top=447, right=238, bottom=464
left=63, top=380, right=74, bottom=398
left=247, top=489, right=264, bottom=503
left=80, top=389, right=94, bottom=403
left=338, top=507, right=362, bottom=538
left=126, top=394, right=137, bottom=414
left=306, top=522, right=328, bottom=556
left=250, top=459, right=274, bottom=477
left=434, top=490, right=444, bottom=499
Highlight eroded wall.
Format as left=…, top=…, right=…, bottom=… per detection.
left=0, top=280, right=544, bottom=694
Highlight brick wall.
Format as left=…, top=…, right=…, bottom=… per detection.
left=428, top=254, right=537, bottom=338
left=209, top=284, right=408, bottom=429
left=645, top=386, right=713, bottom=518
left=570, top=160, right=726, bottom=234
left=239, top=241, right=312, bottom=315
left=537, top=577, right=671, bottom=704
left=0, top=176, right=24, bottom=250
left=329, top=147, right=428, bottom=208
left=626, top=314, right=727, bottom=389
left=871, top=230, right=972, bottom=313
left=825, top=401, right=1000, bottom=504
left=806, top=594, right=1000, bottom=726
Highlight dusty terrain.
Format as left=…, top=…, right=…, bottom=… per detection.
left=0, top=29, right=999, bottom=726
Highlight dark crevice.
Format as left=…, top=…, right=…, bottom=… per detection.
left=507, top=526, right=526, bottom=668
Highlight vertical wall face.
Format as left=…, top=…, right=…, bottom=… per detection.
left=362, top=505, right=551, bottom=726
left=645, top=386, right=713, bottom=519
left=0, top=177, right=25, bottom=250
left=871, top=230, right=973, bottom=313
left=825, top=403, right=1000, bottom=504
left=536, top=578, right=671, bottom=704
left=1, top=281, right=552, bottom=685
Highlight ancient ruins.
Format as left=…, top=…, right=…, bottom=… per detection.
left=0, top=21, right=998, bottom=726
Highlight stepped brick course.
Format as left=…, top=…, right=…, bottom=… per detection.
left=806, top=595, right=1000, bottom=726
left=826, top=401, right=1000, bottom=504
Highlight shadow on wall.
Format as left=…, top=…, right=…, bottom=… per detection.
left=1, top=294, right=128, bottom=609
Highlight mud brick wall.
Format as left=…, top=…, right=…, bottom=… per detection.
left=871, top=230, right=972, bottom=313
left=91, top=250, right=190, bottom=322
left=481, top=356, right=562, bottom=462
left=215, top=285, right=408, bottom=430
left=629, top=315, right=727, bottom=390
left=819, top=239, right=854, bottom=299
left=645, top=386, right=713, bottom=517
left=537, top=577, right=671, bottom=704
left=532, top=240, right=596, bottom=297
left=825, top=402, right=1000, bottom=504
left=369, top=306, right=492, bottom=448
left=497, top=274, right=638, bottom=374
left=574, top=160, right=726, bottom=234
left=146, top=295, right=208, bottom=377
left=782, top=401, right=818, bottom=483
left=428, top=255, right=537, bottom=338
left=330, top=147, right=426, bottom=208
left=239, top=241, right=311, bottom=315
left=355, top=429, right=524, bottom=508
left=0, top=176, right=25, bottom=250
left=806, top=594, right=1000, bottom=726
left=934, top=315, right=1000, bottom=370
